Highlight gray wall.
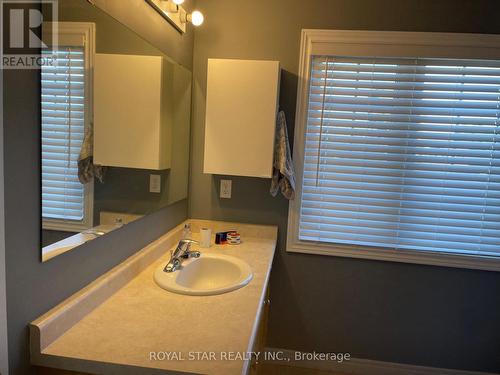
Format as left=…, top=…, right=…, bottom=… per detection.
left=0, top=70, right=9, bottom=375
left=3, top=1, right=195, bottom=374
left=189, top=0, right=500, bottom=372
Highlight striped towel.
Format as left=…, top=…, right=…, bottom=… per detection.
left=270, top=110, right=295, bottom=199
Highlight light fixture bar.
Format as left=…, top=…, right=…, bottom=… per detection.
left=145, top=0, right=187, bottom=33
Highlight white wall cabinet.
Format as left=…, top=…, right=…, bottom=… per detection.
left=94, top=53, right=172, bottom=170
left=203, top=59, right=280, bottom=178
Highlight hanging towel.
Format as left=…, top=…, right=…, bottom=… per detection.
left=78, top=123, right=106, bottom=184
left=270, top=110, right=295, bottom=199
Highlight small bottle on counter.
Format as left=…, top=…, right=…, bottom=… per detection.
left=182, top=223, right=192, bottom=239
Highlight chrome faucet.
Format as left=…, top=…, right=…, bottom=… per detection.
left=164, top=239, right=201, bottom=273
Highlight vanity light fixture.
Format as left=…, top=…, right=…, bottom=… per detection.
left=182, top=10, right=204, bottom=26
left=145, top=0, right=204, bottom=34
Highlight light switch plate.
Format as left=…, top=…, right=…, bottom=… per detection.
left=220, top=179, right=232, bottom=199
left=150, top=174, right=161, bottom=193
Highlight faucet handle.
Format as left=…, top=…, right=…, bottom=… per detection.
left=178, top=239, right=199, bottom=254
left=180, top=250, right=201, bottom=259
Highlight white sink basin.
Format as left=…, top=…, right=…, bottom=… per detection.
left=154, top=253, right=253, bottom=296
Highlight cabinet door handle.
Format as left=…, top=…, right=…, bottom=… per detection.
left=264, top=299, right=271, bottom=305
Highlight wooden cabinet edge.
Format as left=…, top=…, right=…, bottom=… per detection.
left=248, top=285, right=271, bottom=375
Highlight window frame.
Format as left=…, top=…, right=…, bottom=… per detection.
left=287, top=29, right=500, bottom=272
left=42, top=22, right=95, bottom=232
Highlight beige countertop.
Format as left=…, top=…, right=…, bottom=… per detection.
left=31, top=220, right=277, bottom=375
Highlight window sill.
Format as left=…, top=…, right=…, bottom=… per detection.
left=286, top=238, right=500, bottom=272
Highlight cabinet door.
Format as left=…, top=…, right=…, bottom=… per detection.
left=249, top=286, right=271, bottom=375
left=204, top=59, right=280, bottom=178
left=94, top=54, right=171, bottom=170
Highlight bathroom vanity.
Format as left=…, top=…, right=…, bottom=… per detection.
left=31, top=220, right=277, bottom=375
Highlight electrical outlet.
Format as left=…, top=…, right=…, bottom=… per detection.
left=220, top=179, right=232, bottom=199
left=150, top=174, right=161, bottom=193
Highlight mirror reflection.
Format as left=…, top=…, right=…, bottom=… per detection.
left=41, top=0, right=191, bottom=261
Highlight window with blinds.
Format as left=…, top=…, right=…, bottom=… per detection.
left=299, top=55, right=500, bottom=258
left=41, top=47, right=87, bottom=226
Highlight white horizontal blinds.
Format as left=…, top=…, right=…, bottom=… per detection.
left=300, top=55, right=500, bottom=257
left=41, top=47, right=86, bottom=221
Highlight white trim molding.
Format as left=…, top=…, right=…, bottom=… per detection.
left=263, top=348, right=499, bottom=375
left=287, top=29, right=500, bottom=272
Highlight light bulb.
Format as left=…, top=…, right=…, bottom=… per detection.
left=172, top=0, right=184, bottom=4
left=189, top=10, right=204, bottom=26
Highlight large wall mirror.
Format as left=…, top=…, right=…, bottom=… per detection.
left=41, top=0, right=191, bottom=261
